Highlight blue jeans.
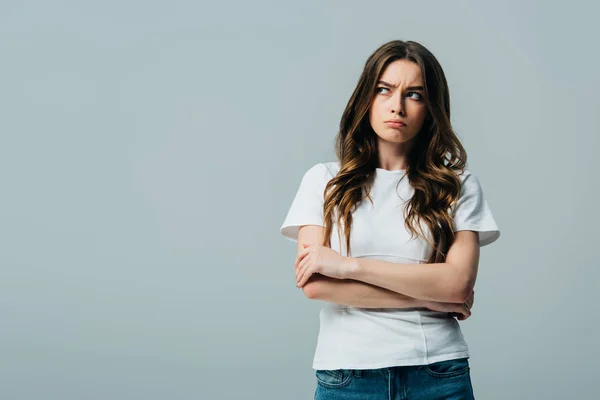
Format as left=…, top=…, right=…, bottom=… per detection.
left=314, top=357, right=474, bottom=400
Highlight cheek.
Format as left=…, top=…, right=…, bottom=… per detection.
left=409, top=105, right=427, bottom=123
left=404, top=107, right=426, bottom=136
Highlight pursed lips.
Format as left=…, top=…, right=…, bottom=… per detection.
left=385, top=120, right=406, bottom=126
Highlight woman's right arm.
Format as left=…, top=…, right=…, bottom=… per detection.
left=305, top=274, right=473, bottom=320
left=304, top=273, right=423, bottom=309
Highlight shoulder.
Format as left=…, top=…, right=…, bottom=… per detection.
left=455, top=168, right=481, bottom=191
left=452, top=167, right=494, bottom=208
left=455, top=167, right=474, bottom=181
left=322, top=161, right=341, bottom=177
left=302, top=161, right=340, bottom=183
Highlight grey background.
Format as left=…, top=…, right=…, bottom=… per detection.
left=1, top=1, right=598, bottom=399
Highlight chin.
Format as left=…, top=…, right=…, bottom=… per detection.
left=380, top=136, right=408, bottom=144
left=378, top=130, right=409, bottom=139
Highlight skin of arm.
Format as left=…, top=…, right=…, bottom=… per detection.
left=297, top=225, right=424, bottom=309
left=345, top=230, right=480, bottom=303
left=303, top=273, right=425, bottom=309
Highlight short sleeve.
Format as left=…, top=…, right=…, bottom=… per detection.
left=452, top=170, right=500, bottom=247
left=279, top=163, right=330, bottom=242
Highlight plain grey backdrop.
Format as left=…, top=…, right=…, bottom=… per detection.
left=1, top=1, right=598, bottom=399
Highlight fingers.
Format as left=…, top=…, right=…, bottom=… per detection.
left=297, top=268, right=312, bottom=288
left=294, top=250, right=306, bottom=270
left=295, top=257, right=309, bottom=287
left=295, top=257, right=304, bottom=281
left=466, top=291, right=474, bottom=305
left=460, top=303, right=471, bottom=320
left=463, top=290, right=475, bottom=310
left=452, top=302, right=472, bottom=320
left=465, top=297, right=473, bottom=310
left=295, top=256, right=313, bottom=288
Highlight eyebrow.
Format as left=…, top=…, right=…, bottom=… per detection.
left=377, top=80, right=424, bottom=91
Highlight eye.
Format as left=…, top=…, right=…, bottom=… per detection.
left=375, top=86, right=389, bottom=94
left=407, top=92, right=423, bottom=101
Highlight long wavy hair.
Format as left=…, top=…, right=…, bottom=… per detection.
left=321, top=40, right=468, bottom=264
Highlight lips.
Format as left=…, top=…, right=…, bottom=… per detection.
left=385, top=120, right=406, bottom=127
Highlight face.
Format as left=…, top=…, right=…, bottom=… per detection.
left=368, top=59, right=428, bottom=146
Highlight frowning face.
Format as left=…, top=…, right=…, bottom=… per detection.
left=369, top=59, right=428, bottom=146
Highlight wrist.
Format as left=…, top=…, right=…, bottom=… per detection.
left=342, top=256, right=360, bottom=279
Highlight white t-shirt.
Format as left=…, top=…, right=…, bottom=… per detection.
left=280, top=161, right=500, bottom=370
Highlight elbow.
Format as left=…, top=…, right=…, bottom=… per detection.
left=302, top=280, right=321, bottom=299
left=452, top=289, right=470, bottom=304
left=300, top=274, right=330, bottom=299
left=453, top=280, right=475, bottom=303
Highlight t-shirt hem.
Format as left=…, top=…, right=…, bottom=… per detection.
left=312, top=351, right=470, bottom=370
left=453, top=225, right=500, bottom=247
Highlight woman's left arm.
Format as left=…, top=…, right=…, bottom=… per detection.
left=346, top=230, right=480, bottom=303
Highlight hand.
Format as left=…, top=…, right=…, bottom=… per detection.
left=423, top=289, right=475, bottom=321
left=295, top=244, right=355, bottom=288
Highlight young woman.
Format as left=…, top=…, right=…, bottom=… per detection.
left=280, top=40, right=500, bottom=399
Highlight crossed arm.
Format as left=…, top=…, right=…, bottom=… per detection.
left=296, top=225, right=479, bottom=308
left=302, top=273, right=424, bottom=309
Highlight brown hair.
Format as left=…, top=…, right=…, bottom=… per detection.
left=321, top=40, right=467, bottom=263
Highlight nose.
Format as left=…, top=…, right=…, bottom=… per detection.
left=391, top=92, right=405, bottom=115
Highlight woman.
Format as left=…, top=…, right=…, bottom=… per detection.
left=279, top=40, right=500, bottom=399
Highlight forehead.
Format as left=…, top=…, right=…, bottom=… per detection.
left=379, top=59, right=423, bottom=86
